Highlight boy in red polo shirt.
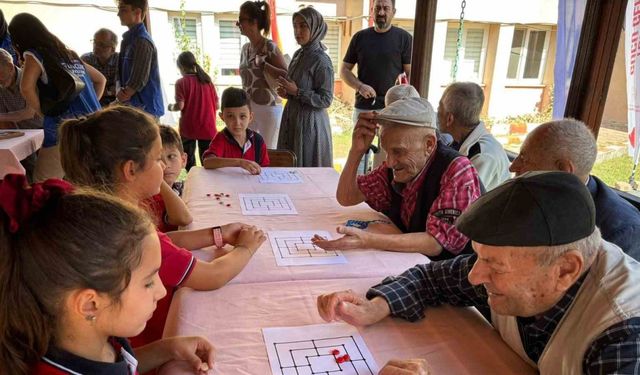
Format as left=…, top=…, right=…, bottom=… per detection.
left=202, top=87, right=270, bottom=174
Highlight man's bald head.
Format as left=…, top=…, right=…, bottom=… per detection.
left=510, top=119, right=597, bottom=181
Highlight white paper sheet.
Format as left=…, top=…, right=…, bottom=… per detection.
left=268, top=231, right=347, bottom=266
left=263, top=323, right=379, bottom=375
left=239, top=194, right=298, bottom=215
left=258, top=168, right=304, bottom=184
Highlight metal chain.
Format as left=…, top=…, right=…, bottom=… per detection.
left=452, top=0, right=466, bottom=82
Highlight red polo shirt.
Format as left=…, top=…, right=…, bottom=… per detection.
left=202, top=128, right=270, bottom=167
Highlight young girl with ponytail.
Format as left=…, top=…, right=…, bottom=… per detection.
left=58, top=105, right=266, bottom=348
left=0, top=174, right=214, bottom=374
left=167, top=51, right=219, bottom=171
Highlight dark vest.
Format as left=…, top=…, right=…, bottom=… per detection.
left=119, top=23, right=164, bottom=117
left=383, top=142, right=474, bottom=261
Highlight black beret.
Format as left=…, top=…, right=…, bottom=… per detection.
left=456, top=171, right=596, bottom=246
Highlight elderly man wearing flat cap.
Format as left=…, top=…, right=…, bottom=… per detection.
left=317, top=171, right=640, bottom=374
left=313, top=97, right=482, bottom=260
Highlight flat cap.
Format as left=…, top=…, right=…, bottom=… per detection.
left=456, top=171, right=596, bottom=246
left=376, top=97, right=437, bottom=128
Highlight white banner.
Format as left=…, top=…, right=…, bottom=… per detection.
left=626, top=0, right=640, bottom=164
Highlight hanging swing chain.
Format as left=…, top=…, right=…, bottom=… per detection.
left=452, top=0, right=467, bottom=82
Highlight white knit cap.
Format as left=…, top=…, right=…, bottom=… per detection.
left=376, top=97, right=437, bottom=128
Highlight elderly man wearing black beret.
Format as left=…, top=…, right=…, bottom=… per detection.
left=312, top=97, right=482, bottom=260
left=317, top=171, right=640, bottom=374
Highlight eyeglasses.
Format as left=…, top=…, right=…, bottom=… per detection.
left=92, top=40, right=114, bottom=49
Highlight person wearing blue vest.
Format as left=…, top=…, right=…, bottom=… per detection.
left=0, top=10, right=18, bottom=66
left=116, top=0, right=164, bottom=118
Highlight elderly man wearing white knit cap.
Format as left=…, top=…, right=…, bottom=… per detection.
left=313, top=97, right=482, bottom=260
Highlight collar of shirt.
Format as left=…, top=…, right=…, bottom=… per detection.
left=222, top=127, right=255, bottom=155
left=41, top=337, right=136, bottom=375
left=516, top=271, right=588, bottom=363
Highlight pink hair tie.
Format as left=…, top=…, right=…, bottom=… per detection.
left=0, top=174, right=74, bottom=233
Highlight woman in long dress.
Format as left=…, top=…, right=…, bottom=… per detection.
left=276, top=6, right=334, bottom=167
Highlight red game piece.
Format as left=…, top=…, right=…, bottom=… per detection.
left=341, top=354, right=350, bottom=362
left=206, top=194, right=211, bottom=197
left=216, top=197, right=220, bottom=200
left=330, top=349, right=340, bottom=356
left=226, top=204, right=231, bottom=207
left=335, top=357, right=344, bottom=364
left=225, top=194, right=230, bottom=197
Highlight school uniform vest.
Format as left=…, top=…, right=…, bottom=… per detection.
left=491, top=240, right=640, bottom=374
left=119, top=23, right=164, bottom=117
left=383, top=142, right=474, bottom=261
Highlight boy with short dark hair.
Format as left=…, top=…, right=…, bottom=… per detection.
left=203, top=87, right=270, bottom=174
left=146, top=125, right=192, bottom=232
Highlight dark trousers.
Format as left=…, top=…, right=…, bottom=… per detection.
left=182, top=138, right=211, bottom=171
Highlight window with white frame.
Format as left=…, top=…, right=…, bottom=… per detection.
left=507, top=27, right=549, bottom=83
left=218, top=20, right=248, bottom=76
left=171, top=16, right=200, bottom=52
left=324, top=21, right=341, bottom=77
left=443, top=26, right=487, bottom=83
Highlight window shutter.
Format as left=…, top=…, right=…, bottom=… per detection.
left=219, top=20, right=242, bottom=73
left=464, top=28, right=484, bottom=75
left=324, top=22, right=340, bottom=76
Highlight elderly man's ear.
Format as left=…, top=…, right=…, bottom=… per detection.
left=423, top=133, right=437, bottom=155
left=553, top=250, right=584, bottom=292
left=555, top=158, right=576, bottom=174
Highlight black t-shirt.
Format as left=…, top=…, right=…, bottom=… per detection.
left=343, top=26, right=412, bottom=110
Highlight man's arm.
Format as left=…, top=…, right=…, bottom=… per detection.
left=0, top=107, right=36, bottom=123
left=340, top=62, right=376, bottom=100
left=118, top=38, right=153, bottom=101
left=367, top=253, right=487, bottom=322
left=584, top=318, right=640, bottom=374
left=317, top=254, right=487, bottom=325
left=362, top=230, right=443, bottom=256
left=336, top=112, right=377, bottom=206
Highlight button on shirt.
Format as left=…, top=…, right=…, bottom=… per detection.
left=356, top=154, right=480, bottom=254
left=366, top=254, right=640, bottom=374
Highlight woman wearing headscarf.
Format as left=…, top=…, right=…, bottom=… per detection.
left=276, top=6, right=334, bottom=167
left=0, top=10, right=18, bottom=65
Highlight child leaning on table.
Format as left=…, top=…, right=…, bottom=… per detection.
left=144, top=125, right=193, bottom=232
left=58, top=106, right=266, bottom=348
left=202, top=87, right=270, bottom=175
left=0, top=174, right=214, bottom=375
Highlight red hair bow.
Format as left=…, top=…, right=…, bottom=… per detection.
left=0, top=174, right=74, bottom=233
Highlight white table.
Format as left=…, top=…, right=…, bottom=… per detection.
left=182, top=167, right=429, bottom=284
left=160, top=278, right=536, bottom=375
left=159, top=167, right=535, bottom=374
left=0, top=129, right=44, bottom=178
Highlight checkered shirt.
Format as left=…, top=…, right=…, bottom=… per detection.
left=81, top=51, right=119, bottom=97
left=366, top=254, right=640, bottom=374
left=356, top=153, right=481, bottom=254
left=0, top=67, right=42, bottom=129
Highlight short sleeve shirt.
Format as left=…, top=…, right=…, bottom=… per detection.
left=129, top=231, right=195, bottom=347
left=202, top=128, right=270, bottom=167
left=175, top=74, right=218, bottom=140
left=343, top=26, right=412, bottom=110
left=239, top=39, right=282, bottom=106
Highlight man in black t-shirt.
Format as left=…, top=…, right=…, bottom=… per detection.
left=341, top=0, right=412, bottom=119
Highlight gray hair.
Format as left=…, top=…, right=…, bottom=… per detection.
left=535, top=227, right=601, bottom=266
left=533, top=119, right=597, bottom=177
left=94, top=28, right=118, bottom=47
left=441, top=81, right=484, bottom=128
left=0, top=48, right=13, bottom=67
left=385, top=84, right=419, bottom=106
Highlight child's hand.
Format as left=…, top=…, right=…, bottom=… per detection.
left=276, top=85, right=287, bottom=98
left=235, top=225, right=266, bottom=256
left=165, top=336, right=215, bottom=374
left=220, top=222, right=252, bottom=245
left=239, top=159, right=262, bottom=175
